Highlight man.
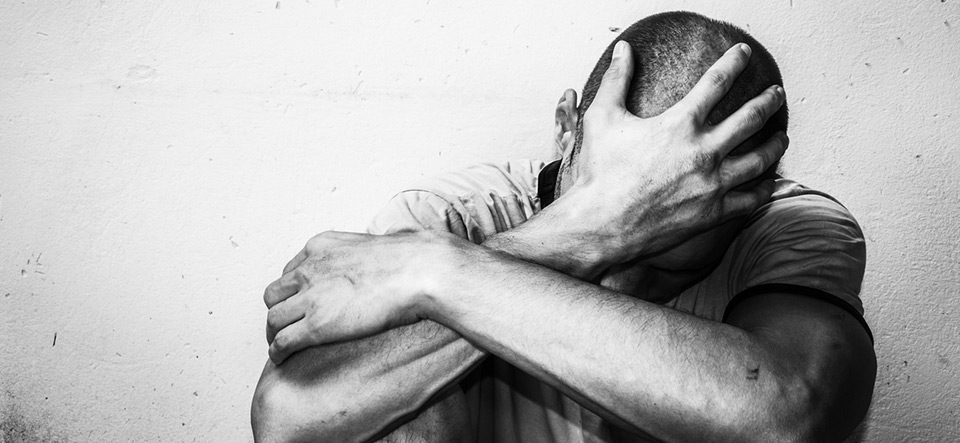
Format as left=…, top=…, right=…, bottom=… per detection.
left=252, top=11, right=876, bottom=443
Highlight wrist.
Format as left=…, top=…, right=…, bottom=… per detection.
left=483, top=219, right=602, bottom=280
left=408, top=230, right=462, bottom=321
left=544, top=184, right=643, bottom=276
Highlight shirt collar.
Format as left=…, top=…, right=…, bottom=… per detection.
left=537, top=160, right=561, bottom=208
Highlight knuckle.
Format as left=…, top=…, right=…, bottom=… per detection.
left=294, top=266, right=312, bottom=285
left=262, top=287, right=273, bottom=305
left=273, top=332, right=289, bottom=350
left=295, top=262, right=322, bottom=287
left=307, top=296, right=322, bottom=314
left=705, top=70, right=729, bottom=89
left=267, top=348, right=279, bottom=363
left=670, top=110, right=698, bottom=133
left=696, top=147, right=722, bottom=168
left=266, top=308, right=277, bottom=327
left=758, top=149, right=773, bottom=168
left=310, top=324, right=325, bottom=342
left=305, top=238, right=321, bottom=254
left=603, top=62, right=623, bottom=81
left=755, top=158, right=768, bottom=177
left=305, top=231, right=333, bottom=253
left=307, top=313, right=324, bottom=331
left=678, top=104, right=701, bottom=122
left=744, top=107, right=765, bottom=130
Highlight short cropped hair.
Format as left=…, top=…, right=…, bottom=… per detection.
left=569, top=11, right=788, bottom=171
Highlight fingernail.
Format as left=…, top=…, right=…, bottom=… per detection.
left=614, top=40, right=626, bottom=58
left=740, top=43, right=752, bottom=56
left=775, top=85, right=785, bottom=100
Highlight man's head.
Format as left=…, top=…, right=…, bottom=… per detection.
left=552, top=11, right=788, bottom=294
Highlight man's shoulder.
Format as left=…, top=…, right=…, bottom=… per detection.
left=367, top=159, right=550, bottom=243
left=728, top=177, right=866, bottom=311
left=744, top=178, right=865, bottom=254
left=673, top=178, right=867, bottom=322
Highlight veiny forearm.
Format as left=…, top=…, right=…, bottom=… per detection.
left=252, top=319, right=484, bottom=442
left=424, top=243, right=809, bottom=442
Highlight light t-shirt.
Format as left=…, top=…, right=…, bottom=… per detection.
left=367, top=159, right=869, bottom=443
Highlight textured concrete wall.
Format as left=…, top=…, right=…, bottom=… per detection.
left=1, top=1, right=958, bottom=441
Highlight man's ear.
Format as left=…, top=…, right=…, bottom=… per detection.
left=554, top=89, right=580, bottom=158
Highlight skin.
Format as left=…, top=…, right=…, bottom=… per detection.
left=251, top=42, right=876, bottom=443
left=553, top=85, right=749, bottom=302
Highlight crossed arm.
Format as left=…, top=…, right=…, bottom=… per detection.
left=252, top=217, right=875, bottom=443
left=251, top=42, right=876, bottom=442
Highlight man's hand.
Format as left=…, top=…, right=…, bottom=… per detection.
left=558, top=40, right=787, bottom=269
left=262, top=230, right=445, bottom=364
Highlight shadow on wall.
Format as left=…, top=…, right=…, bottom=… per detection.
left=2, top=393, right=70, bottom=443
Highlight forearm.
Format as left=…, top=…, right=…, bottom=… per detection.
left=252, top=319, right=484, bottom=443
left=483, top=187, right=626, bottom=280
left=423, top=241, right=808, bottom=442
left=261, top=199, right=623, bottom=436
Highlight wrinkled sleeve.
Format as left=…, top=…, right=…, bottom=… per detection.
left=724, top=193, right=868, bottom=325
left=367, top=187, right=536, bottom=245
left=367, top=190, right=470, bottom=239
left=366, top=161, right=544, bottom=243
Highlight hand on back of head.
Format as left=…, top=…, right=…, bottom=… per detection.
left=560, top=40, right=788, bottom=267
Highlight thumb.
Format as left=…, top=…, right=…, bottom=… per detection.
left=590, top=40, right=634, bottom=114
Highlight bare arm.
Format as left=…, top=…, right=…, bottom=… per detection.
left=253, top=196, right=511, bottom=443
left=252, top=317, right=480, bottom=443
left=418, top=234, right=875, bottom=442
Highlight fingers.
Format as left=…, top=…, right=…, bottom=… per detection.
left=590, top=40, right=635, bottom=115
left=720, top=132, right=788, bottom=189
left=677, top=43, right=752, bottom=122
left=282, top=248, right=308, bottom=276
left=272, top=230, right=355, bottom=305
left=721, top=179, right=776, bottom=221
left=266, top=294, right=306, bottom=343
left=263, top=271, right=301, bottom=308
left=710, top=84, right=786, bottom=154
left=268, top=320, right=313, bottom=365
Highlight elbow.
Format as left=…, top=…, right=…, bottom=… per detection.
left=251, top=364, right=342, bottom=443
left=252, top=361, right=386, bottom=443
left=760, top=374, right=824, bottom=443
left=250, top=380, right=278, bottom=443
left=251, top=371, right=307, bottom=443
left=756, top=360, right=876, bottom=443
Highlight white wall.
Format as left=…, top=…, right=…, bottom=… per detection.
left=1, top=1, right=958, bottom=441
